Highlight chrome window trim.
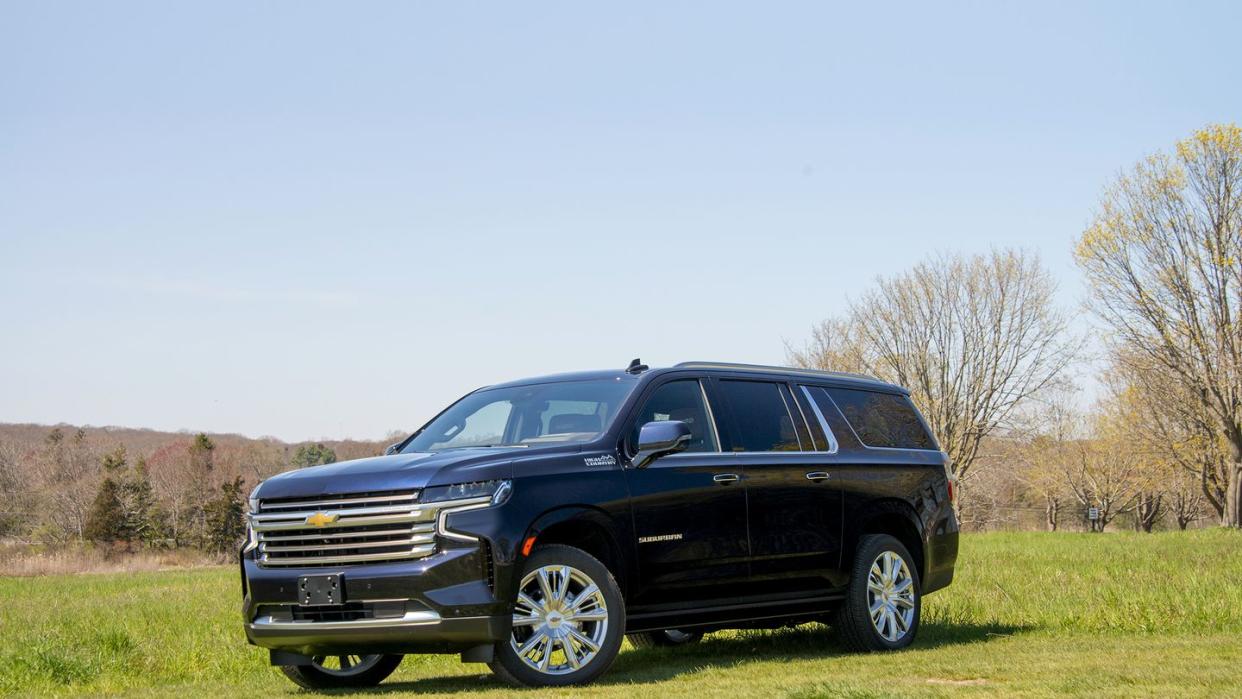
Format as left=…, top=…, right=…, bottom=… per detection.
left=775, top=383, right=806, bottom=451
left=799, top=385, right=840, bottom=454
left=698, top=379, right=723, bottom=453
left=662, top=450, right=824, bottom=459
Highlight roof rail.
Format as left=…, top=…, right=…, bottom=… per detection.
left=673, top=361, right=881, bottom=383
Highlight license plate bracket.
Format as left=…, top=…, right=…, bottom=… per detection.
left=298, top=573, right=344, bottom=606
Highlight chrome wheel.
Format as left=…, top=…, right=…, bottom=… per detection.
left=309, top=654, right=385, bottom=677
left=867, top=550, right=916, bottom=642
left=510, top=564, right=610, bottom=675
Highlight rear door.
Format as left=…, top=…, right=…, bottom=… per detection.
left=622, top=377, right=750, bottom=606
left=803, top=385, right=946, bottom=577
left=713, top=378, right=845, bottom=593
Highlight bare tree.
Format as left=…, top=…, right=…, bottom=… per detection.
left=789, top=249, right=1078, bottom=482
left=1076, top=124, right=1242, bottom=527
left=1113, top=349, right=1233, bottom=523
left=1131, top=491, right=1165, bottom=533
left=32, top=428, right=98, bottom=541
left=1058, top=433, right=1143, bottom=533
left=1013, top=388, right=1081, bottom=532
left=0, top=440, right=25, bottom=535
left=1167, top=465, right=1208, bottom=529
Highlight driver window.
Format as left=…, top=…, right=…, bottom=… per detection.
left=630, top=380, right=719, bottom=454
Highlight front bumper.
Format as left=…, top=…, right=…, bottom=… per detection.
left=242, top=544, right=509, bottom=656
left=245, top=607, right=508, bottom=656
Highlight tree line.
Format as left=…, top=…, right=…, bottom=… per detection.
left=0, top=425, right=377, bottom=553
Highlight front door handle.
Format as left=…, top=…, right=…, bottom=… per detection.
left=805, top=471, right=830, bottom=481
left=713, top=473, right=740, bottom=484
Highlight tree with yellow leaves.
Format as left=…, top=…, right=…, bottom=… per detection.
left=1076, top=124, right=1242, bottom=528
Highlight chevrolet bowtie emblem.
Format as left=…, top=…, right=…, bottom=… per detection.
left=305, top=512, right=339, bottom=527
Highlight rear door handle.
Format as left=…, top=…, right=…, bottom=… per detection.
left=805, top=471, right=830, bottom=481
left=713, top=473, right=740, bottom=484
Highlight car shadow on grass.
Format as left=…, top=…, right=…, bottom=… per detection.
left=320, top=620, right=1027, bottom=696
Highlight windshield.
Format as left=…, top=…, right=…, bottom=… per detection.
left=403, top=379, right=637, bottom=453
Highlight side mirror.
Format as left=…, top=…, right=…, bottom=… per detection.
left=384, top=443, right=401, bottom=456
left=632, top=420, right=691, bottom=469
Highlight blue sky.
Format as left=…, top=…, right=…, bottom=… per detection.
left=2, top=1, right=1240, bottom=441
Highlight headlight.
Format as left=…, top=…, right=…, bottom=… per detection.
left=421, top=480, right=512, bottom=506
left=248, top=485, right=261, bottom=514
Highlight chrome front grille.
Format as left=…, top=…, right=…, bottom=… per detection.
left=252, top=490, right=436, bottom=567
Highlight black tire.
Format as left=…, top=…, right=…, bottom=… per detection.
left=489, top=544, right=625, bottom=687
left=278, top=654, right=403, bottom=689
left=627, top=629, right=703, bottom=649
left=833, top=534, right=921, bottom=652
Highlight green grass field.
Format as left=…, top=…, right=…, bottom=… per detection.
left=2, top=530, right=1240, bottom=697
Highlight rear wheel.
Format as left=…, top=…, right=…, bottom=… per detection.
left=489, top=544, right=625, bottom=687
left=833, top=534, right=921, bottom=652
left=278, top=653, right=403, bottom=689
left=627, top=629, right=703, bottom=649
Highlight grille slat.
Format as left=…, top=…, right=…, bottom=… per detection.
left=258, top=546, right=437, bottom=566
left=260, top=533, right=435, bottom=554
left=257, top=527, right=421, bottom=542
left=254, top=512, right=431, bottom=531
left=252, top=503, right=435, bottom=523
left=258, top=492, right=419, bottom=511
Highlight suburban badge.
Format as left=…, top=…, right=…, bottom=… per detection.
left=638, top=534, right=684, bottom=544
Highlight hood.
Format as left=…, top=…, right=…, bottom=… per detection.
left=254, top=448, right=525, bottom=500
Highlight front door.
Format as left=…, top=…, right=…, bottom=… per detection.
left=622, top=377, right=749, bottom=607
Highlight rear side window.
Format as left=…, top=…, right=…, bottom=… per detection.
left=818, top=387, right=937, bottom=450
left=717, top=380, right=802, bottom=452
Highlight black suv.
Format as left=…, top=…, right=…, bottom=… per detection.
left=242, top=361, right=958, bottom=689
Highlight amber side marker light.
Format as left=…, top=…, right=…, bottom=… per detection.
left=522, top=536, right=537, bottom=557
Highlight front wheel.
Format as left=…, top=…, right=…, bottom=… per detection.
left=833, top=534, right=921, bottom=652
left=489, top=544, right=625, bottom=687
left=278, top=654, right=403, bottom=689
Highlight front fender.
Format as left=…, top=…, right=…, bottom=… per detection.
left=520, top=505, right=632, bottom=597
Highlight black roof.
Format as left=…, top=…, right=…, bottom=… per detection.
left=483, top=361, right=906, bottom=394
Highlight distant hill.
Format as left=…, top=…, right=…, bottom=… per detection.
left=0, top=422, right=400, bottom=542
left=0, top=422, right=391, bottom=471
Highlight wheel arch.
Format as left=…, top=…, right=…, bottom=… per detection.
left=846, top=500, right=926, bottom=584
left=520, top=506, right=631, bottom=599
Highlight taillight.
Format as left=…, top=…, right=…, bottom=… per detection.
left=943, top=456, right=958, bottom=508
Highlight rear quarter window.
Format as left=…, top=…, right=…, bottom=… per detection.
left=822, top=387, right=937, bottom=450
